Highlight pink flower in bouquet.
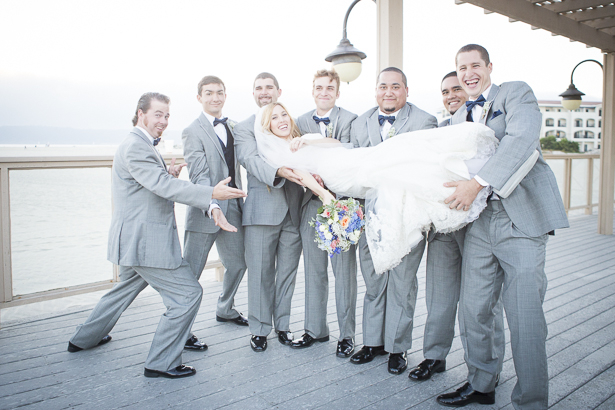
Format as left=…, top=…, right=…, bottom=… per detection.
left=341, top=216, right=350, bottom=228
left=342, top=206, right=349, bottom=211
left=323, top=210, right=330, bottom=217
left=357, top=208, right=364, bottom=219
left=331, top=240, right=338, bottom=249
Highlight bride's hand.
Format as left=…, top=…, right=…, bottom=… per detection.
left=289, top=137, right=306, bottom=152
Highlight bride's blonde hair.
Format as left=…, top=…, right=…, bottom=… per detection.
left=261, top=102, right=301, bottom=139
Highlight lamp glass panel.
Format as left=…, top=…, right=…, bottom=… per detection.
left=333, top=62, right=362, bottom=83
left=562, top=98, right=582, bottom=111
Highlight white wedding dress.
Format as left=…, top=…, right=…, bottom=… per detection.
left=254, top=109, right=499, bottom=273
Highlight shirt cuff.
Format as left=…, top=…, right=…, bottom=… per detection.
left=474, top=175, right=490, bottom=187
left=207, top=203, right=221, bottom=219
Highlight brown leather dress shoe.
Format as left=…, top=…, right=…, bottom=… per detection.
left=408, top=359, right=446, bottom=381
left=436, top=382, right=495, bottom=407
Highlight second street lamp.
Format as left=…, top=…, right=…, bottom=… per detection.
left=559, top=59, right=603, bottom=111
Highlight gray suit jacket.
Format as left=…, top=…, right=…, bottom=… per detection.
left=107, top=128, right=212, bottom=269
left=182, top=113, right=243, bottom=234
left=234, top=114, right=303, bottom=227
left=351, top=102, right=438, bottom=148
left=297, top=106, right=357, bottom=206
left=451, top=82, right=569, bottom=236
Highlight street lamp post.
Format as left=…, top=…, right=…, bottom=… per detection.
left=559, top=59, right=604, bottom=111
left=325, top=0, right=369, bottom=83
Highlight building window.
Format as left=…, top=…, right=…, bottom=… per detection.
left=558, top=119, right=566, bottom=127
left=574, top=118, right=583, bottom=127
left=545, top=118, right=554, bottom=126
left=599, top=133, right=601, bottom=139
left=546, top=130, right=566, bottom=138
left=587, top=119, right=595, bottom=127
left=599, top=120, right=602, bottom=127
left=599, top=109, right=602, bottom=116
left=574, top=131, right=595, bottom=139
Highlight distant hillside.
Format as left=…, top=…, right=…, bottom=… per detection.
left=0, top=127, right=182, bottom=145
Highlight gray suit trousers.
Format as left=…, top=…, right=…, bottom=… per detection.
left=183, top=198, right=246, bottom=319
left=70, top=261, right=202, bottom=371
left=300, top=198, right=357, bottom=340
left=460, top=201, right=548, bottom=410
left=246, top=212, right=302, bottom=336
left=424, top=228, right=505, bottom=372
left=358, top=232, right=426, bottom=353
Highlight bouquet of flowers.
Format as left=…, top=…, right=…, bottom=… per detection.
left=310, top=198, right=365, bottom=257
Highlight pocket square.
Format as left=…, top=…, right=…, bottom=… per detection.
left=491, top=110, right=503, bottom=120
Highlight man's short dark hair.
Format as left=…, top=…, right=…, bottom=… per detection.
left=378, top=67, right=407, bottom=88
left=253, top=72, right=279, bottom=89
left=442, top=71, right=457, bottom=84
left=132, top=92, right=170, bottom=126
left=456, top=44, right=490, bottom=66
left=198, top=75, right=225, bottom=95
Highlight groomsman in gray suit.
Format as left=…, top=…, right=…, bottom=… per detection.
left=234, top=73, right=304, bottom=352
left=68, top=93, right=245, bottom=378
left=437, top=44, right=568, bottom=409
left=349, top=67, right=437, bottom=375
left=290, top=69, right=358, bottom=357
left=409, top=71, right=505, bottom=382
left=182, top=75, right=248, bottom=352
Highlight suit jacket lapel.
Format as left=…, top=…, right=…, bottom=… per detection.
left=367, top=109, right=382, bottom=145
left=131, top=128, right=167, bottom=170
left=392, top=103, right=410, bottom=133
left=198, top=113, right=225, bottom=161
left=307, top=110, right=321, bottom=134
left=480, top=85, right=500, bottom=125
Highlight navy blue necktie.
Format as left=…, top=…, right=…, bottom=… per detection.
left=213, top=117, right=228, bottom=127
left=153, top=137, right=161, bottom=146
left=378, top=115, right=395, bottom=126
left=465, top=95, right=486, bottom=122
left=313, top=116, right=330, bottom=126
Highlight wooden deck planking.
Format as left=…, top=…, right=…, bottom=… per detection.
left=0, top=214, right=614, bottom=409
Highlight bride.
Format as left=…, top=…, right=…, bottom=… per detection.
left=255, top=102, right=498, bottom=273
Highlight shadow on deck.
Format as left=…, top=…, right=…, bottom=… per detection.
left=1, top=214, right=614, bottom=409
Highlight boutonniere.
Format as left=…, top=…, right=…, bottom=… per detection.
left=491, top=110, right=503, bottom=120
left=480, top=101, right=493, bottom=122
left=228, top=120, right=236, bottom=131
left=326, top=123, right=333, bottom=138
left=387, top=127, right=396, bottom=139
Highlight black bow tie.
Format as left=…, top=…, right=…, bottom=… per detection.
left=213, top=117, right=228, bottom=127
left=313, top=116, right=330, bottom=126
left=153, top=138, right=161, bottom=146
left=378, top=115, right=395, bottom=126
left=465, top=95, right=486, bottom=112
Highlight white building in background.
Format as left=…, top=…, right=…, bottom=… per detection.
left=538, top=100, right=602, bottom=152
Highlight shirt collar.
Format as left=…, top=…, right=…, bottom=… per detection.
left=314, top=108, right=333, bottom=119
left=470, top=84, right=492, bottom=101
left=136, top=126, right=155, bottom=144
left=203, top=111, right=221, bottom=126
left=378, top=108, right=400, bottom=118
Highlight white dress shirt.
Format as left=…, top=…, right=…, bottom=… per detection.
left=313, top=108, right=333, bottom=138
left=203, top=111, right=228, bottom=146
left=468, top=85, right=497, bottom=197
left=379, top=109, right=399, bottom=141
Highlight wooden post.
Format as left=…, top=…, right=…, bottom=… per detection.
left=377, top=0, right=403, bottom=73
left=0, top=166, right=12, bottom=306
left=563, top=158, right=572, bottom=212
left=598, top=53, right=615, bottom=234
left=587, top=158, right=594, bottom=215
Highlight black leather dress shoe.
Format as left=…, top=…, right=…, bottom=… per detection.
left=436, top=382, right=495, bottom=407
left=216, top=313, right=248, bottom=326
left=388, top=352, right=408, bottom=374
left=408, top=359, right=446, bottom=381
left=276, top=330, right=293, bottom=346
left=349, top=345, right=386, bottom=364
left=336, top=338, right=354, bottom=358
left=290, top=333, right=329, bottom=349
left=67, top=335, right=112, bottom=353
left=144, top=364, right=196, bottom=379
left=250, top=335, right=267, bottom=352
left=184, top=335, right=208, bottom=351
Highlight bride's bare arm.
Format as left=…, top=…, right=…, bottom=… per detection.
left=293, top=169, right=335, bottom=204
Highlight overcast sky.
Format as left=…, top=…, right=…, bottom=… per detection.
left=0, top=0, right=605, bottom=133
